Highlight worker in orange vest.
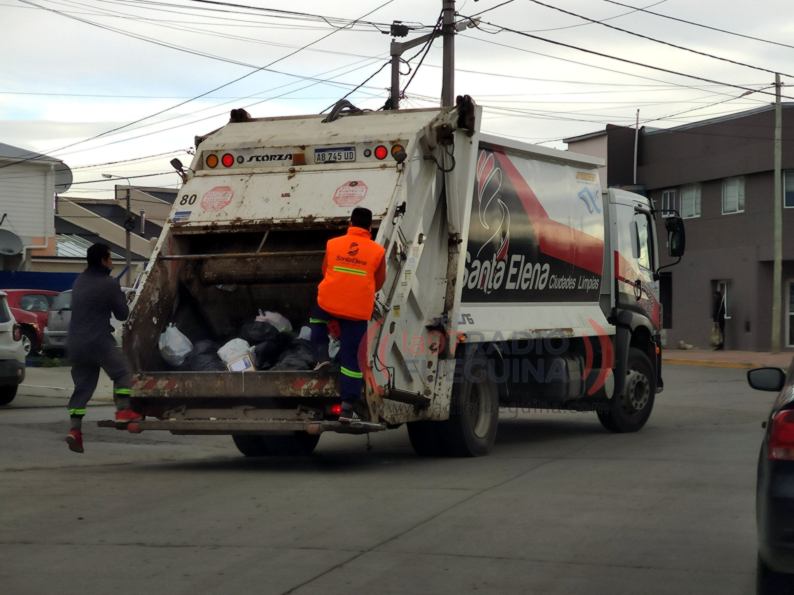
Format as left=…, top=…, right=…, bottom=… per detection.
left=310, top=207, right=385, bottom=422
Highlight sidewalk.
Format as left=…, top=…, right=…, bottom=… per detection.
left=663, top=349, right=793, bottom=370
left=18, top=365, right=113, bottom=402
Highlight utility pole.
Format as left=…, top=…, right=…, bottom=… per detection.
left=388, top=3, right=474, bottom=110
left=102, top=173, right=134, bottom=287
left=441, top=0, right=456, bottom=106
left=772, top=73, right=783, bottom=352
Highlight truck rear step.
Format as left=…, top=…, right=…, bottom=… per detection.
left=97, top=418, right=385, bottom=435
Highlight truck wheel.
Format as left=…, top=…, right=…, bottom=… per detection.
left=407, top=421, right=445, bottom=456
left=440, top=353, right=499, bottom=457
left=232, top=433, right=320, bottom=457
left=597, top=347, right=655, bottom=433
left=0, top=385, right=17, bottom=406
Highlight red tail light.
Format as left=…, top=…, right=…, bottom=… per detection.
left=769, top=410, right=794, bottom=460
left=12, top=324, right=20, bottom=342
left=373, top=145, right=388, bottom=160
left=329, top=403, right=342, bottom=417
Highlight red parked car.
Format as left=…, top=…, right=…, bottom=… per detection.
left=3, top=289, right=59, bottom=355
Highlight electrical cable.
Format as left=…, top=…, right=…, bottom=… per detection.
left=464, top=17, right=794, bottom=101
left=319, top=60, right=392, bottom=114
left=8, top=0, right=397, bottom=168
left=401, top=13, right=444, bottom=97
left=601, top=0, right=794, bottom=52
left=526, top=0, right=794, bottom=78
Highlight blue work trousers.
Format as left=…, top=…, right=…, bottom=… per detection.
left=309, top=305, right=367, bottom=403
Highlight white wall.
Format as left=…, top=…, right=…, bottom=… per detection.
left=0, top=161, right=55, bottom=241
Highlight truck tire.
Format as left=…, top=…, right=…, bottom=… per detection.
left=597, top=347, right=655, bottom=433
left=440, top=353, right=499, bottom=457
left=0, top=385, right=17, bottom=406
left=232, top=433, right=320, bottom=457
left=407, top=421, right=445, bottom=456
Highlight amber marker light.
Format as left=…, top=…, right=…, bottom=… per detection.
left=205, top=154, right=219, bottom=168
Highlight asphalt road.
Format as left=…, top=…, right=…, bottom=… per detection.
left=0, top=365, right=772, bottom=595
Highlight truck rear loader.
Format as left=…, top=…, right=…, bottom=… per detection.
left=101, top=99, right=685, bottom=457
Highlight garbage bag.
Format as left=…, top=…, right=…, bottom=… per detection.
left=252, top=332, right=293, bottom=370
left=255, top=310, right=292, bottom=333
left=240, top=320, right=278, bottom=346
left=218, top=338, right=250, bottom=365
left=270, top=338, right=316, bottom=371
left=181, top=340, right=225, bottom=371
left=185, top=352, right=226, bottom=372
left=158, top=324, right=193, bottom=367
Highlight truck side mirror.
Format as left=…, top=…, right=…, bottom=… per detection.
left=665, top=216, right=686, bottom=258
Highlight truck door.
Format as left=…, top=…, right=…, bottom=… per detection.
left=614, top=198, right=661, bottom=330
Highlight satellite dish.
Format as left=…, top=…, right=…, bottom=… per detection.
left=54, top=162, right=73, bottom=193
left=0, top=229, right=24, bottom=256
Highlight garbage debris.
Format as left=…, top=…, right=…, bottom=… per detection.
left=158, top=323, right=193, bottom=367
left=256, top=310, right=292, bottom=333
left=182, top=340, right=225, bottom=371
left=240, top=319, right=278, bottom=346
left=218, top=338, right=255, bottom=372
left=270, top=326, right=316, bottom=371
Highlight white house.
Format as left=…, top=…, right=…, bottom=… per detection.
left=0, top=142, right=71, bottom=270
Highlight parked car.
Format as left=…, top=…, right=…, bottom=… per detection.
left=43, top=288, right=131, bottom=355
left=4, top=289, right=58, bottom=355
left=0, top=291, right=26, bottom=405
left=747, top=362, right=794, bottom=594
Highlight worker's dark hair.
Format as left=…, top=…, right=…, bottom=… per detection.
left=350, top=207, right=373, bottom=229
left=86, top=242, right=111, bottom=267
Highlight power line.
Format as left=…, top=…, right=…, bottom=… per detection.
left=526, top=0, right=793, bottom=78
left=601, top=0, right=794, bottom=52
left=401, top=13, right=444, bottom=98
left=467, top=17, right=794, bottom=102
left=9, top=0, right=396, bottom=167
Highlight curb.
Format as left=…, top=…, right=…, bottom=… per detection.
left=663, top=358, right=771, bottom=370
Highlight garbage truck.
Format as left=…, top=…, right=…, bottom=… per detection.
left=100, top=97, right=685, bottom=457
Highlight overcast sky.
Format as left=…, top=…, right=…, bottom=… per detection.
left=2, top=0, right=792, bottom=197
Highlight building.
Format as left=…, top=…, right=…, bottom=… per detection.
left=566, top=104, right=794, bottom=351
left=0, top=142, right=71, bottom=270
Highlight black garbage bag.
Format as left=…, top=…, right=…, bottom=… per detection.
left=180, top=340, right=226, bottom=371
left=239, top=321, right=279, bottom=346
left=270, top=339, right=316, bottom=371
left=252, top=332, right=293, bottom=370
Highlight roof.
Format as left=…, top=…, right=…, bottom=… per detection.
left=645, top=103, right=794, bottom=136
left=56, top=234, right=124, bottom=259
left=0, top=142, right=62, bottom=164
left=562, top=130, right=607, bottom=144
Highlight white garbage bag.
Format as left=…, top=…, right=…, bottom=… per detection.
left=158, top=323, right=193, bottom=367
left=255, top=310, right=292, bottom=333
left=217, top=338, right=251, bottom=364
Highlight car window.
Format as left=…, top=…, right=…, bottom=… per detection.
left=51, top=291, right=71, bottom=311
left=0, top=297, right=10, bottom=323
left=20, top=294, right=52, bottom=312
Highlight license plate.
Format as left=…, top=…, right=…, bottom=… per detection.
left=315, top=146, right=356, bottom=163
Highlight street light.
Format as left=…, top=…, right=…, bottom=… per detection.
left=102, top=173, right=133, bottom=286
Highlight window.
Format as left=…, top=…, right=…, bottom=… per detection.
left=785, top=170, right=794, bottom=208
left=680, top=184, right=701, bottom=219
left=51, top=291, right=71, bottom=311
left=789, top=281, right=794, bottom=347
left=722, top=177, right=745, bottom=214
left=633, top=213, right=653, bottom=271
left=0, top=297, right=9, bottom=324
left=19, top=294, right=52, bottom=312
left=661, top=189, right=678, bottom=218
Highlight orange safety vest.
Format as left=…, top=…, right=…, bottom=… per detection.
left=317, top=226, right=385, bottom=321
